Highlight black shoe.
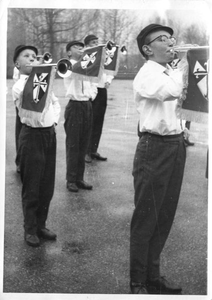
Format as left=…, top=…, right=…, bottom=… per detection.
left=184, top=138, right=194, bottom=146
left=67, top=182, right=79, bottom=192
left=146, top=276, right=182, bottom=294
left=130, top=281, right=148, bottom=294
left=24, top=233, right=40, bottom=247
left=91, top=152, right=107, bottom=161
left=85, top=154, right=92, bottom=163
left=76, top=180, right=93, bottom=190
left=37, top=228, right=57, bottom=240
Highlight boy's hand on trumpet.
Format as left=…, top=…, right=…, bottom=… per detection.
left=177, top=55, right=189, bottom=73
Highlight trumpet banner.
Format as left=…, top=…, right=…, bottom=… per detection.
left=20, top=65, right=56, bottom=124
left=180, top=47, right=209, bottom=123
left=104, top=45, right=120, bottom=76
left=72, top=45, right=106, bottom=83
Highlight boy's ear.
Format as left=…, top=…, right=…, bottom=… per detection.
left=142, top=45, right=153, bottom=56
left=15, top=61, right=20, bottom=69
left=67, top=49, right=72, bottom=57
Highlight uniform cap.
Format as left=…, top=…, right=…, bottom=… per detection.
left=13, top=45, right=38, bottom=63
left=84, top=34, right=98, bottom=46
left=66, top=40, right=84, bottom=52
left=137, top=24, right=174, bottom=56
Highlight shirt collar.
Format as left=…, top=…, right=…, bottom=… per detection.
left=70, top=58, right=77, bottom=65
left=20, top=74, right=29, bottom=80
left=146, top=60, right=168, bottom=73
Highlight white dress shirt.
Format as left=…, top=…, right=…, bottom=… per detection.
left=133, top=60, right=184, bottom=135
left=13, top=67, right=20, bottom=83
left=98, top=73, right=114, bottom=88
left=64, top=59, right=97, bottom=101
left=12, top=74, right=61, bottom=127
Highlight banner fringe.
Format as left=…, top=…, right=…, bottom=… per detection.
left=178, top=108, right=208, bottom=124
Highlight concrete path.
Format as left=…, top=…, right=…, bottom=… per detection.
left=2, top=79, right=209, bottom=299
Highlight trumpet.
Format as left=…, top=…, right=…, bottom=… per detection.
left=36, top=52, right=53, bottom=63
left=170, top=45, right=209, bottom=53
left=26, top=58, right=72, bottom=78
left=170, top=45, right=209, bottom=61
left=106, top=41, right=128, bottom=55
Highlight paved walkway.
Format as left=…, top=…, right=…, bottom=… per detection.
left=2, top=79, right=209, bottom=299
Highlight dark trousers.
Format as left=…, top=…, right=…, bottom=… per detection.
left=185, top=121, right=191, bottom=130
left=64, top=100, right=92, bottom=183
left=87, top=87, right=107, bottom=154
left=18, top=125, right=56, bottom=235
left=130, top=132, right=186, bottom=283
left=206, top=149, right=208, bottom=179
left=15, top=107, right=22, bottom=166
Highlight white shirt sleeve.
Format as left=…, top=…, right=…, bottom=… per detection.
left=12, top=75, right=28, bottom=108
left=133, top=61, right=184, bottom=102
left=63, top=74, right=72, bottom=92
left=13, top=67, right=20, bottom=83
left=12, top=83, right=22, bottom=104
left=105, top=75, right=114, bottom=84
left=51, top=92, right=61, bottom=124
left=90, top=83, right=98, bottom=100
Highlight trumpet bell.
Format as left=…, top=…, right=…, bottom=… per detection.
left=36, top=52, right=52, bottom=63
left=57, top=58, right=72, bottom=78
left=43, top=52, right=52, bottom=63
left=106, top=40, right=115, bottom=51
left=120, top=46, right=127, bottom=55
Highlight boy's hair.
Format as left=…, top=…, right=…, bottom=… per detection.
left=13, top=45, right=38, bottom=63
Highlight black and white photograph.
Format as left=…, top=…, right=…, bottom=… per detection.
left=0, top=0, right=211, bottom=299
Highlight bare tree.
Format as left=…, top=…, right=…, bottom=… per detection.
left=7, top=8, right=143, bottom=77
left=97, top=9, right=136, bottom=45
left=182, top=24, right=209, bottom=46
left=8, top=8, right=103, bottom=62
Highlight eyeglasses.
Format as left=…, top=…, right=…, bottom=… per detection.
left=147, top=35, right=176, bottom=45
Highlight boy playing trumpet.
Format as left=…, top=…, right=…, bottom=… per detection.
left=12, top=45, right=61, bottom=247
